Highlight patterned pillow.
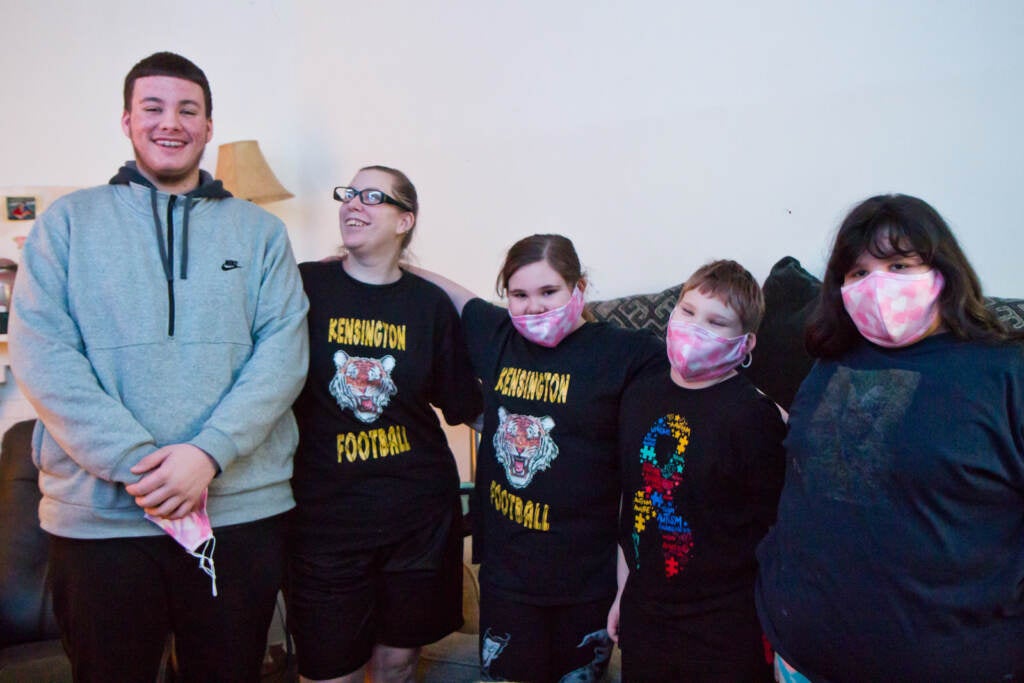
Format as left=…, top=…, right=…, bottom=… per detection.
left=987, top=297, right=1024, bottom=331
left=589, top=284, right=681, bottom=338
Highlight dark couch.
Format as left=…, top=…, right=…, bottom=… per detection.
left=0, top=419, right=66, bottom=682
left=0, top=419, right=215, bottom=683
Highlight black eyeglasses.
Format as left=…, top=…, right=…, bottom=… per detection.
left=333, top=186, right=412, bottom=211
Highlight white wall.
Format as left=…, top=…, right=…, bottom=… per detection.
left=2, top=0, right=1021, bottom=299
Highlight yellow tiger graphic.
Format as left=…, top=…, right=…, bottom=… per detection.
left=493, top=406, right=558, bottom=489
left=329, top=350, right=397, bottom=424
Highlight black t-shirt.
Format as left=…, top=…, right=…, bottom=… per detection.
left=463, top=298, right=663, bottom=605
left=291, top=263, right=482, bottom=549
left=757, top=334, right=1024, bottom=683
left=618, top=370, right=785, bottom=615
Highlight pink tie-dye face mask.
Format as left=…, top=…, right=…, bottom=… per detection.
left=841, top=269, right=944, bottom=348
left=145, top=489, right=218, bottom=596
left=509, top=285, right=586, bottom=348
left=666, top=319, right=752, bottom=383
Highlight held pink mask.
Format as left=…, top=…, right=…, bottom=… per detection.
left=145, top=489, right=218, bottom=596
left=509, top=285, right=586, bottom=348
left=841, top=269, right=944, bottom=348
left=666, top=319, right=752, bottom=383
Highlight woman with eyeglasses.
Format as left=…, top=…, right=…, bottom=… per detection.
left=408, top=234, right=663, bottom=683
left=287, top=165, right=483, bottom=683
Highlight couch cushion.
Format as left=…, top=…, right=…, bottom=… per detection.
left=0, top=419, right=61, bottom=648
left=987, top=297, right=1024, bottom=332
left=590, top=285, right=681, bottom=339
left=739, top=257, right=821, bottom=411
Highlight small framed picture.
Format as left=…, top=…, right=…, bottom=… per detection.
left=1, top=187, right=79, bottom=264
left=6, top=196, right=36, bottom=221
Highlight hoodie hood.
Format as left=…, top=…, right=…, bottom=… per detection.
left=109, top=160, right=232, bottom=199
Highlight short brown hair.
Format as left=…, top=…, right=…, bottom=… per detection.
left=124, top=52, right=212, bottom=117
left=681, top=260, right=764, bottom=334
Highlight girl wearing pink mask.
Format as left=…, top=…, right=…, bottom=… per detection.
left=607, top=260, right=786, bottom=683
left=411, top=234, right=662, bottom=682
left=756, top=194, right=1024, bottom=683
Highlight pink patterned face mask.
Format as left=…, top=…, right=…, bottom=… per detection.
left=841, top=269, right=944, bottom=348
left=145, top=489, right=218, bottom=596
left=509, top=285, right=586, bottom=348
left=666, top=319, right=752, bottom=383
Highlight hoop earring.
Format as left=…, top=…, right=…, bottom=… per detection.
left=741, top=352, right=752, bottom=368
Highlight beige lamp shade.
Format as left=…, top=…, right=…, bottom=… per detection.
left=215, top=140, right=293, bottom=203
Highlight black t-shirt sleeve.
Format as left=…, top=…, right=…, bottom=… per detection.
left=462, top=298, right=509, bottom=378
left=429, top=295, right=484, bottom=425
left=728, top=389, right=787, bottom=526
left=626, top=328, right=668, bottom=380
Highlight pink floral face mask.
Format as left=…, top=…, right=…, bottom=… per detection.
left=666, top=319, right=752, bottom=383
left=509, top=285, right=586, bottom=348
left=145, top=489, right=218, bottom=596
left=841, top=269, right=944, bottom=348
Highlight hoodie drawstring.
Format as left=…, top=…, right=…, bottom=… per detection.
left=149, top=188, right=172, bottom=282
left=181, top=198, right=192, bottom=280
left=148, top=189, right=191, bottom=336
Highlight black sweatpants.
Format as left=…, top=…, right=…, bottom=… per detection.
left=48, top=513, right=286, bottom=683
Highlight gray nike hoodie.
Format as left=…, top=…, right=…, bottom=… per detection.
left=9, top=163, right=309, bottom=538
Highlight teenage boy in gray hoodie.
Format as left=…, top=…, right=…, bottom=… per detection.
left=9, top=52, right=309, bottom=681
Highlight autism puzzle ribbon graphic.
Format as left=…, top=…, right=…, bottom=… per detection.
left=632, top=413, right=694, bottom=578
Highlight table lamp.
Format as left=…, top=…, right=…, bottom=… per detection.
left=215, top=140, right=293, bottom=204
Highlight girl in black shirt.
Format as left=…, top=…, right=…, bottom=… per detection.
left=412, top=234, right=662, bottom=682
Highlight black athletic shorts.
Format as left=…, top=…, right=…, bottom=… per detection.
left=478, top=588, right=614, bottom=683
left=287, top=507, right=463, bottom=679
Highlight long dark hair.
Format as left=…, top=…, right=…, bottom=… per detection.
left=682, top=259, right=765, bottom=334
left=806, top=193, right=1019, bottom=358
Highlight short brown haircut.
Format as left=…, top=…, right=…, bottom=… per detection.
left=681, top=259, right=765, bottom=334
left=124, top=52, right=212, bottom=117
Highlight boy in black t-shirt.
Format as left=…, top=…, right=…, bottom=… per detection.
left=608, top=260, right=785, bottom=683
